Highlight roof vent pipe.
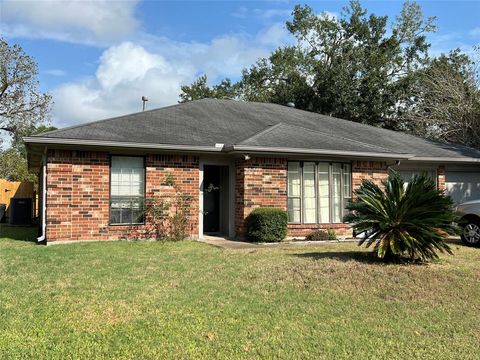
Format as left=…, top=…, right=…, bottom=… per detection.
left=142, top=96, right=149, bottom=111
left=286, top=102, right=295, bottom=108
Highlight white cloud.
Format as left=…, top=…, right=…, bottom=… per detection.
left=45, top=69, right=66, bottom=77
left=2, top=1, right=294, bottom=127
left=469, top=27, right=480, bottom=38
left=51, top=33, right=278, bottom=127
left=232, top=7, right=291, bottom=20
left=256, top=22, right=293, bottom=46
left=254, top=9, right=291, bottom=19
left=52, top=42, right=191, bottom=127
left=428, top=32, right=477, bottom=58
left=1, top=0, right=139, bottom=46
left=232, top=6, right=249, bottom=19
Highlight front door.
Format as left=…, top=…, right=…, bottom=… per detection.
left=203, top=165, right=221, bottom=233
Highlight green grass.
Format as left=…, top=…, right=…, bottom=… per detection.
left=1, top=224, right=479, bottom=359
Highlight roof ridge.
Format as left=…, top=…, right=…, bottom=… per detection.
left=244, top=122, right=398, bottom=154
left=237, top=122, right=284, bottom=144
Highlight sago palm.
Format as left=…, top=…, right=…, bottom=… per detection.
left=344, top=170, right=456, bottom=261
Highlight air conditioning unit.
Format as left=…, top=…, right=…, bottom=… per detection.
left=9, top=198, right=32, bottom=226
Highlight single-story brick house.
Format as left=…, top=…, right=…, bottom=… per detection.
left=25, top=99, right=480, bottom=243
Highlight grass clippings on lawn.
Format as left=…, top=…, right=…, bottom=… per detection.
left=0, top=224, right=479, bottom=359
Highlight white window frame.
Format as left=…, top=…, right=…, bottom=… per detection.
left=287, top=161, right=352, bottom=224
left=109, top=155, right=146, bottom=225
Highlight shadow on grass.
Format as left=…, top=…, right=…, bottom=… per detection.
left=293, top=251, right=427, bottom=265
left=0, top=224, right=38, bottom=242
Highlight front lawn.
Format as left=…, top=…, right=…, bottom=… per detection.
left=1, top=225, right=479, bottom=359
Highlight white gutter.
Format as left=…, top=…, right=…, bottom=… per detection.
left=37, top=154, right=47, bottom=243
left=228, top=145, right=414, bottom=160
left=23, top=137, right=224, bottom=153
left=409, top=156, right=480, bottom=163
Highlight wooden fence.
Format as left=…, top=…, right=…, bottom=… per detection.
left=0, top=179, right=36, bottom=219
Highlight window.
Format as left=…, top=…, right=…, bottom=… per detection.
left=287, top=162, right=352, bottom=224
left=110, top=156, right=145, bottom=225
left=303, top=162, right=316, bottom=223
left=287, top=162, right=301, bottom=223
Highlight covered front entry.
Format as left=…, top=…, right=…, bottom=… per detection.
left=202, top=165, right=230, bottom=236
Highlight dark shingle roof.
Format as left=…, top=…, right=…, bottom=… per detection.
left=34, top=98, right=480, bottom=159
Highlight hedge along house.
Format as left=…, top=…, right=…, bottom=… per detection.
left=25, top=99, right=480, bottom=244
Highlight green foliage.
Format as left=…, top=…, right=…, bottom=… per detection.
left=144, top=177, right=193, bottom=241
left=0, top=38, right=52, bottom=140
left=179, top=74, right=239, bottom=103
left=11, top=124, right=57, bottom=157
left=345, top=169, right=456, bottom=261
left=0, top=148, right=35, bottom=182
left=327, top=229, right=338, bottom=240
left=400, top=48, right=480, bottom=148
left=305, top=229, right=338, bottom=241
left=0, top=125, right=57, bottom=184
left=2, top=225, right=480, bottom=358
left=245, top=207, right=287, bottom=243
left=0, top=38, right=54, bottom=184
left=144, top=197, right=171, bottom=239
left=180, top=3, right=480, bottom=148
left=181, top=1, right=437, bottom=131
left=162, top=172, right=176, bottom=187
left=305, top=230, right=329, bottom=241
left=241, top=1, right=436, bottom=128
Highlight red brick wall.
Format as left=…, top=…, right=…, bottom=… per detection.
left=235, top=159, right=390, bottom=239
left=288, top=160, right=388, bottom=238
left=437, top=165, right=446, bottom=191
left=46, top=150, right=199, bottom=242
left=45, top=150, right=445, bottom=242
left=235, top=157, right=288, bottom=238
left=233, top=158, right=391, bottom=239
left=352, top=160, right=389, bottom=190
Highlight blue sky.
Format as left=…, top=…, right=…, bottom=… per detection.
left=1, top=0, right=479, bottom=129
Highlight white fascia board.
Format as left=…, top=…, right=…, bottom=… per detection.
left=23, top=137, right=224, bottom=153
left=410, top=156, right=480, bottom=163
left=229, top=145, right=414, bottom=160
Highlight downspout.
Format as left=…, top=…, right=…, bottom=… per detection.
left=37, top=154, right=47, bottom=243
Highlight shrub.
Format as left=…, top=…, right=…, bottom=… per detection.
left=144, top=180, right=192, bottom=241
left=327, top=228, right=337, bottom=240
left=245, top=207, right=287, bottom=243
left=344, top=169, right=456, bottom=261
left=305, top=229, right=338, bottom=241
left=305, top=230, right=329, bottom=241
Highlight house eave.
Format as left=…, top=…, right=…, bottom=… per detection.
left=23, top=137, right=224, bottom=153
left=409, top=156, right=480, bottom=163
left=23, top=137, right=480, bottom=164
left=228, top=145, right=414, bottom=160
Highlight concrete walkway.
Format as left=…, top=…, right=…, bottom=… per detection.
left=200, top=235, right=356, bottom=250
left=200, top=235, right=261, bottom=249
left=200, top=235, right=462, bottom=250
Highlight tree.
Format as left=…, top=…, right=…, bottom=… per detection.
left=0, top=147, right=34, bottom=182
left=0, top=38, right=52, bottom=140
left=182, top=1, right=437, bottom=128
left=179, top=75, right=239, bottom=103
left=240, top=1, right=436, bottom=128
left=11, top=124, right=57, bottom=158
left=345, top=170, right=456, bottom=261
left=0, top=125, right=56, bottom=183
left=401, top=49, right=480, bottom=148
